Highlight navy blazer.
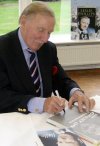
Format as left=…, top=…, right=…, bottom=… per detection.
left=0, top=29, right=80, bottom=113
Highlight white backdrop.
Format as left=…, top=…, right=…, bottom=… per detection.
left=19, top=0, right=32, bottom=16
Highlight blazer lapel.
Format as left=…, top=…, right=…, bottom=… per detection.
left=9, top=31, right=36, bottom=93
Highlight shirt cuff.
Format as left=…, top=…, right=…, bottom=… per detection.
left=70, top=88, right=80, bottom=97
left=27, top=97, right=46, bottom=113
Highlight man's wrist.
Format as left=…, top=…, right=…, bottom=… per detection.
left=76, top=89, right=84, bottom=94
left=27, top=97, right=46, bottom=113
left=70, top=88, right=84, bottom=97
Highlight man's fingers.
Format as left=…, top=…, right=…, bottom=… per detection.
left=78, top=98, right=95, bottom=112
left=68, top=90, right=96, bottom=113
left=89, top=98, right=95, bottom=110
left=44, top=96, right=66, bottom=114
left=68, top=96, right=77, bottom=109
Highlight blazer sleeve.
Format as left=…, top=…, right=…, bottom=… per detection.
left=0, top=57, right=32, bottom=114
left=0, top=31, right=33, bottom=114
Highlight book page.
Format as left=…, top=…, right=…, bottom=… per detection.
left=90, top=95, right=100, bottom=113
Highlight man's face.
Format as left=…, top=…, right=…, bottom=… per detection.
left=57, top=133, right=79, bottom=146
left=20, top=14, right=55, bottom=51
left=80, top=18, right=90, bottom=31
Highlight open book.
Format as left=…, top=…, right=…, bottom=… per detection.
left=47, top=95, right=100, bottom=145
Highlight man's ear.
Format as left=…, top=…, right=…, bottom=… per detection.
left=20, top=15, right=26, bottom=26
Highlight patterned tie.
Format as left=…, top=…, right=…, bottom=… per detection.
left=28, top=50, right=41, bottom=96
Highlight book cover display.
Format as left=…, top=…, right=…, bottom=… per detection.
left=77, top=8, right=96, bottom=40
left=47, top=106, right=100, bottom=145
left=38, top=128, right=87, bottom=146
left=71, top=0, right=100, bottom=40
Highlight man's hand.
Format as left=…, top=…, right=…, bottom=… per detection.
left=43, top=96, right=67, bottom=114
left=68, top=90, right=95, bottom=112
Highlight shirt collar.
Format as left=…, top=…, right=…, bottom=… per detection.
left=18, top=28, right=28, bottom=52
left=18, top=29, right=36, bottom=54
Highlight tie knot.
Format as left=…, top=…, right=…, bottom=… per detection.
left=27, top=48, right=35, bottom=54
left=27, top=48, right=35, bottom=60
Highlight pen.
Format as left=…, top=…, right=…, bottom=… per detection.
left=55, top=90, right=65, bottom=113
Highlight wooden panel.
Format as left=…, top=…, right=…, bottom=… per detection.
left=66, top=69, right=100, bottom=97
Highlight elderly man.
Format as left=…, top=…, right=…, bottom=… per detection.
left=0, top=2, right=95, bottom=114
